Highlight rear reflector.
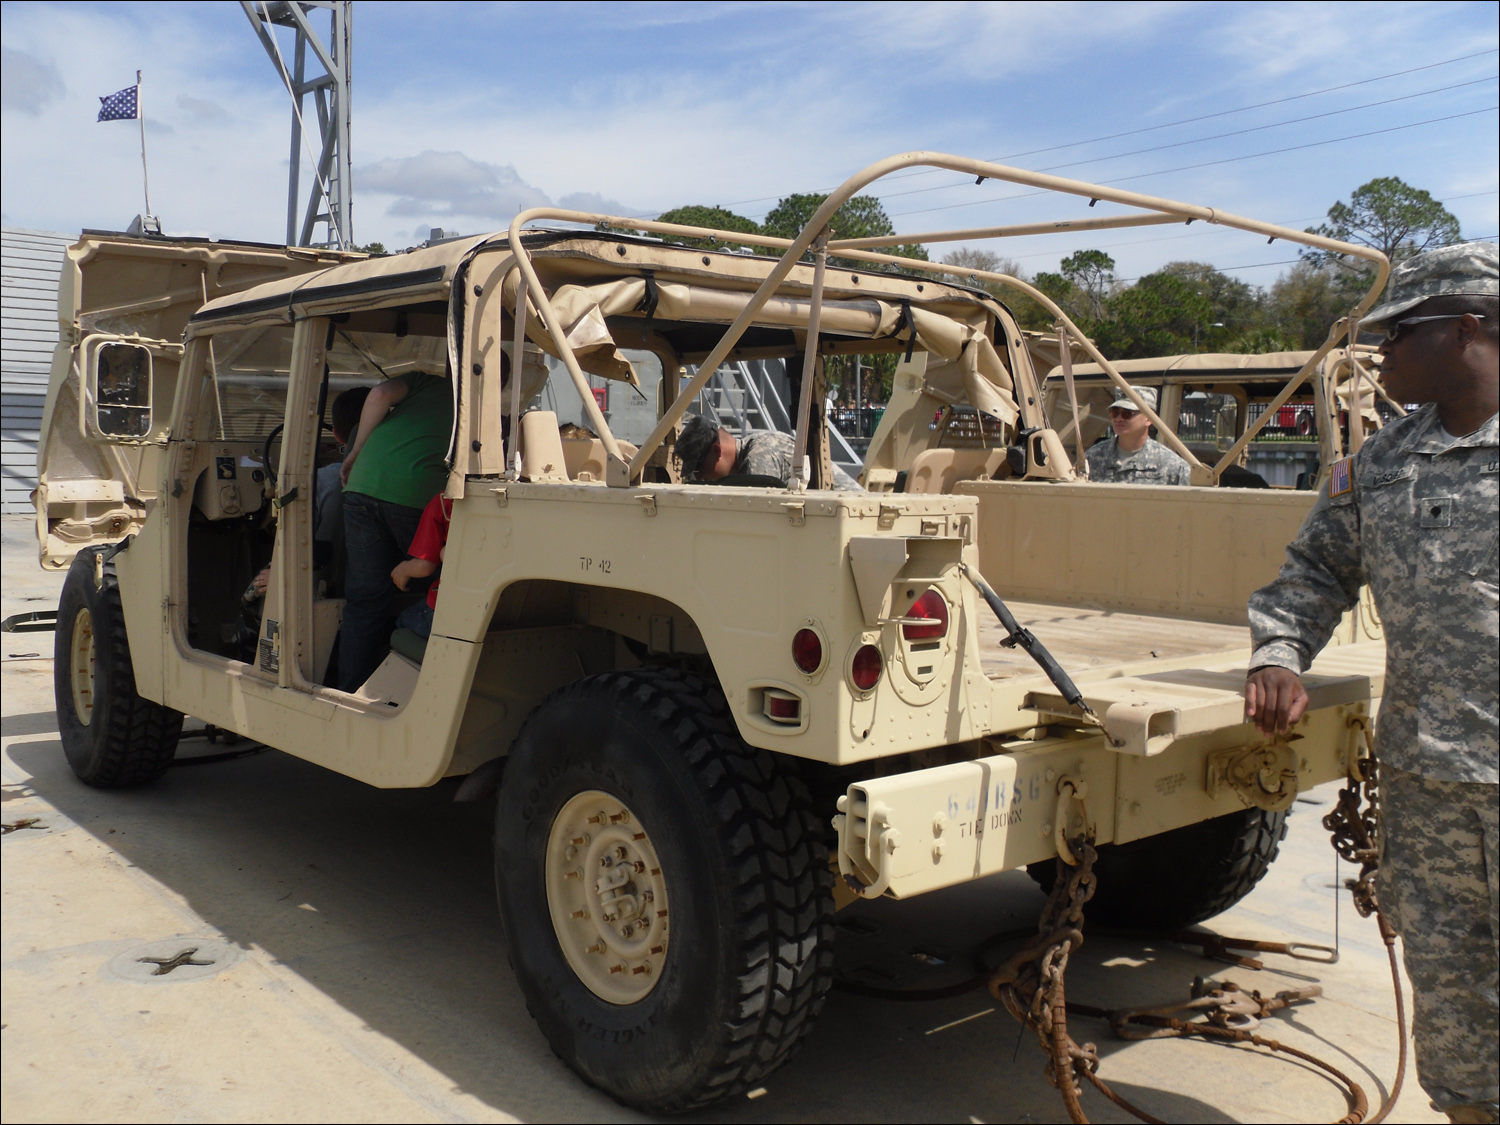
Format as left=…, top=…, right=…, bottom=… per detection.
left=850, top=644, right=883, bottom=691
left=763, top=689, right=802, bottom=724
left=792, top=628, right=824, bottom=674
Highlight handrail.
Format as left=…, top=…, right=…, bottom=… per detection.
left=501, top=152, right=1390, bottom=487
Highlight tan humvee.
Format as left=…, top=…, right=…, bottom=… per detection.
left=36, top=153, right=1390, bottom=1114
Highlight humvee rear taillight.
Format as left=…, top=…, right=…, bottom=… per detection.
left=850, top=644, right=883, bottom=691
left=763, top=689, right=802, bottom=723
left=902, top=589, right=949, bottom=641
left=792, top=628, right=824, bottom=674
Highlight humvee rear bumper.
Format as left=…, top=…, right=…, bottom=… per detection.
left=834, top=642, right=1382, bottom=900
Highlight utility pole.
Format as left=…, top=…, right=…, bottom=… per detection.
left=242, top=1, right=353, bottom=249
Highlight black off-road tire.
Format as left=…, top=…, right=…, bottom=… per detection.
left=54, top=546, right=183, bottom=787
left=494, top=666, right=835, bottom=1114
left=1028, top=807, right=1288, bottom=930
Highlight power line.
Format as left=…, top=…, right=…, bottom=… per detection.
left=721, top=47, right=1500, bottom=210
left=892, top=106, right=1499, bottom=218
left=874, top=77, right=1496, bottom=203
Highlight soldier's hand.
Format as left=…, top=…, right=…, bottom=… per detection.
left=1245, top=666, right=1308, bottom=736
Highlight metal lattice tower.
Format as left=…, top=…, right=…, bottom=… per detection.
left=241, top=1, right=353, bottom=249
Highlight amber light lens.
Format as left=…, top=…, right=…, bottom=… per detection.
left=792, top=628, right=824, bottom=673
left=850, top=644, right=883, bottom=691
left=902, top=589, right=949, bottom=641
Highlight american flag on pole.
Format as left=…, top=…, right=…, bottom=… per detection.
left=97, top=85, right=139, bottom=122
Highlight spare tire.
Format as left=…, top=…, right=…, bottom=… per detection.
left=1028, top=807, right=1288, bottom=929
left=54, top=546, right=183, bottom=787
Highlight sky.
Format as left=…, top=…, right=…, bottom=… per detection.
left=2, top=1, right=1496, bottom=290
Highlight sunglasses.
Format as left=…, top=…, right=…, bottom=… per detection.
left=1381, top=313, right=1485, bottom=342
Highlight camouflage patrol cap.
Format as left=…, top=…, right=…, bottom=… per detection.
left=1110, top=385, right=1158, bottom=414
left=673, top=414, right=721, bottom=479
left=1363, top=241, right=1498, bottom=328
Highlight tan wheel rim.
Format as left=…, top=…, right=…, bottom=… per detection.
left=546, top=790, right=669, bottom=1004
left=70, top=606, right=96, bottom=726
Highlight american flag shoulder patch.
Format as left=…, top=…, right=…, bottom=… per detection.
left=1328, top=457, right=1353, bottom=497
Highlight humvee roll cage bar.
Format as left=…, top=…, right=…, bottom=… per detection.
left=488, top=151, right=1389, bottom=488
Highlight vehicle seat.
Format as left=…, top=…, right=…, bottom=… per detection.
left=389, top=627, right=428, bottom=664
left=905, top=448, right=1007, bottom=494
left=520, top=412, right=570, bottom=481
left=561, top=436, right=639, bottom=482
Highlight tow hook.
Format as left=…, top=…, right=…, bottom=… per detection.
left=1054, top=775, right=1091, bottom=865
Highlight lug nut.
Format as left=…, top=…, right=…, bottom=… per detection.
left=609, top=963, right=626, bottom=974
left=571, top=909, right=590, bottom=920
left=572, top=835, right=589, bottom=846
left=614, top=846, right=628, bottom=860
left=564, top=868, right=581, bottom=880
left=632, top=964, right=651, bottom=975
left=609, top=811, right=630, bottom=823
left=585, top=942, right=605, bottom=954
left=564, top=845, right=577, bottom=861
left=631, top=832, right=646, bottom=841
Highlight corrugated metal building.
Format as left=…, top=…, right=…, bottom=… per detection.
left=2, top=227, right=72, bottom=515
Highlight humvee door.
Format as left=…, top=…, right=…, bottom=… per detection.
left=34, top=234, right=355, bottom=567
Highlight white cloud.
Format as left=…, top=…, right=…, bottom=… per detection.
left=358, top=151, right=551, bottom=221
left=1, top=45, right=66, bottom=115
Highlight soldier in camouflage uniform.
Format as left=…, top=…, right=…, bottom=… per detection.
left=1084, top=385, right=1193, bottom=485
left=1246, top=242, right=1499, bottom=1124
left=673, top=415, right=861, bottom=490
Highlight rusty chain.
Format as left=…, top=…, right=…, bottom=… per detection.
left=990, top=797, right=1408, bottom=1125
left=1320, top=722, right=1407, bottom=1125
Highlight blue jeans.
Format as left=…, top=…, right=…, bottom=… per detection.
left=338, top=491, right=426, bottom=692
left=395, top=601, right=434, bottom=640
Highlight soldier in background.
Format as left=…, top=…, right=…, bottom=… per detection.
left=674, top=415, right=861, bottom=490
left=1245, top=243, right=1498, bottom=1124
left=1084, top=385, right=1192, bottom=485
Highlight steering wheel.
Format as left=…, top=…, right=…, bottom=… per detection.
left=260, top=424, right=284, bottom=486
left=260, top=420, right=335, bottom=486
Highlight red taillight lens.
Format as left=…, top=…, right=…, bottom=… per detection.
left=792, top=628, right=823, bottom=673
left=764, top=689, right=801, bottom=723
left=850, top=644, right=883, bottom=691
left=902, top=589, right=949, bottom=641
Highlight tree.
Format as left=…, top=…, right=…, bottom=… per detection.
left=1093, top=272, right=1212, bottom=359
left=1305, top=176, right=1461, bottom=269
left=1158, top=261, right=1263, bottom=350
left=938, top=248, right=1049, bottom=327
left=761, top=193, right=928, bottom=266
left=652, top=205, right=762, bottom=252
left=1059, top=249, right=1116, bottom=319
left=1263, top=260, right=1364, bottom=349
left=355, top=241, right=388, bottom=256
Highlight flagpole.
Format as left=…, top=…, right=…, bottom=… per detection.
left=136, top=69, right=153, bottom=219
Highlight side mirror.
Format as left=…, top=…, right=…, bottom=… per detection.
left=80, top=337, right=161, bottom=443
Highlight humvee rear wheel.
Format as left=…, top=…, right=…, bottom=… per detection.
left=54, top=546, right=183, bottom=787
left=545, top=790, right=670, bottom=1004
left=1028, top=806, right=1288, bottom=930
left=495, top=666, right=835, bottom=1114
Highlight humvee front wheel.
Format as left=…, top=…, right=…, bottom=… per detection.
left=54, top=547, right=183, bottom=787
left=1028, top=806, right=1288, bottom=930
left=495, top=667, right=835, bottom=1114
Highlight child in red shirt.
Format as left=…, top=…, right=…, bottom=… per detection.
left=390, top=493, right=450, bottom=639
